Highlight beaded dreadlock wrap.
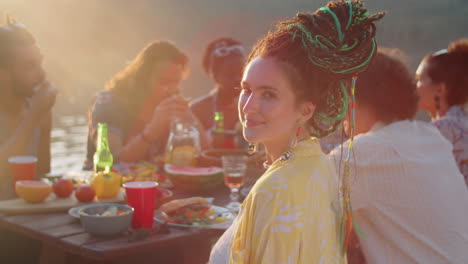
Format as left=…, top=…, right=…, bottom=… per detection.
left=245, top=0, right=384, bottom=261
left=284, top=0, right=385, bottom=138
left=286, top=1, right=384, bottom=259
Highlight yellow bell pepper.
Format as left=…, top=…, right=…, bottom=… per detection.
left=92, top=171, right=121, bottom=199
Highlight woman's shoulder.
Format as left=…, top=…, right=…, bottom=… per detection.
left=92, top=91, right=125, bottom=108
left=189, top=93, right=215, bottom=113
left=433, top=115, right=466, bottom=141
left=91, top=91, right=127, bottom=115
left=89, top=91, right=133, bottom=130
left=433, top=115, right=465, bottom=131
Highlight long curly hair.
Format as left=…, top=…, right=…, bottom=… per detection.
left=246, top=0, right=385, bottom=138
left=106, top=40, right=189, bottom=107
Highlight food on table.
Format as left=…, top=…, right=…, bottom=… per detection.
left=164, top=164, right=223, bottom=178
left=159, top=197, right=228, bottom=225
left=78, top=204, right=133, bottom=236
left=80, top=206, right=130, bottom=217
left=165, top=145, right=198, bottom=167
left=160, top=197, right=209, bottom=212
left=152, top=154, right=166, bottom=166
left=75, top=184, right=96, bottom=202
left=164, top=164, right=224, bottom=192
left=15, top=180, right=52, bottom=203
left=53, top=178, right=74, bottom=198
left=44, top=172, right=63, bottom=184
left=116, top=161, right=165, bottom=183
left=91, top=171, right=121, bottom=199
left=62, top=171, right=93, bottom=185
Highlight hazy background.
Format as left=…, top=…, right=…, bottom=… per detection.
left=2, top=0, right=468, bottom=115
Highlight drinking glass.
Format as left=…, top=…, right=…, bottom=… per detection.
left=8, top=156, right=37, bottom=194
left=123, top=181, right=159, bottom=229
left=222, top=155, right=248, bottom=212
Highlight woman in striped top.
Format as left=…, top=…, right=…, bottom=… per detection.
left=416, top=39, right=468, bottom=186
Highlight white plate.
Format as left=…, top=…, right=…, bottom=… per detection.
left=154, top=205, right=234, bottom=229
left=68, top=205, right=89, bottom=218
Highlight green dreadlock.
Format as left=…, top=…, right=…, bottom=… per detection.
left=245, top=0, right=385, bottom=139
left=284, top=0, right=385, bottom=138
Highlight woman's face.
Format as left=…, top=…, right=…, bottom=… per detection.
left=149, top=61, right=185, bottom=98
left=239, top=57, right=312, bottom=145
left=212, top=53, right=244, bottom=91
left=416, top=60, right=439, bottom=113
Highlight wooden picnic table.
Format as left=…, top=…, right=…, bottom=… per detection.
left=0, top=167, right=264, bottom=264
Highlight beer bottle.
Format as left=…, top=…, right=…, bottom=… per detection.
left=213, top=112, right=225, bottom=148
left=93, top=123, right=113, bottom=172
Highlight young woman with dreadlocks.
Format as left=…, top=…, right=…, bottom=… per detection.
left=209, top=1, right=384, bottom=263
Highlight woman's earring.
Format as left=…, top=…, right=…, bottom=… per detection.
left=290, top=123, right=304, bottom=149
left=435, top=95, right=440, bottom=118
left=248, top=142, right=257, bottom=155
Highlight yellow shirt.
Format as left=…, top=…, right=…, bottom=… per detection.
left=229, top=138, right=343, bottom=264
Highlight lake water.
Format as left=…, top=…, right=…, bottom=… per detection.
left=51, top=115, right=88, bottom=174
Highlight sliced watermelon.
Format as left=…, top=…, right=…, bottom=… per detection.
left=164, top=164, right=224, bottom=192
left=164, top=164, right=223, bottom=176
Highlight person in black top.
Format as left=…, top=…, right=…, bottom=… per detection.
left=190, top=37, right=246, bottom=149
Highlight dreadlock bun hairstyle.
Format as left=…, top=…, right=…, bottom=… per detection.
left=423, top=39, right=468, bottom=108
left=202, top=37, right=242, bottom=74
left=246, top=0, right=385, bottom=138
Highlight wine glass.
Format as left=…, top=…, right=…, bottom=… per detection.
left=222, top=155, right=248, bottom=212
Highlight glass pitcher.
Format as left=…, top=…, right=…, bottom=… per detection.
left=165, top=117, right=201, bottom=167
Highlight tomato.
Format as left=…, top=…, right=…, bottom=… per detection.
left=75, top=184, right=95, bottom=203
left=53, top=179, right=74, bottom=198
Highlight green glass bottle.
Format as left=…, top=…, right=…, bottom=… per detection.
left=213, top=112, right=225, bottom=148
left=93, top=123, right=113, bottom=173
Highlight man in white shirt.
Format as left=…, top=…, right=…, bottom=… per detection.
left=330, top=50, right=468, bottom=264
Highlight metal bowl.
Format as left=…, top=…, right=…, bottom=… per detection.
left=79, top=203, right=133, bottom=236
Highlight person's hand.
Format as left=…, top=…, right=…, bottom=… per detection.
left=145, top=95, right=190, bottom=134
left=29, top=81, right=57, bottom=117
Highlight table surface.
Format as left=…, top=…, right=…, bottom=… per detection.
left=0, top=167, right=264, bottom=263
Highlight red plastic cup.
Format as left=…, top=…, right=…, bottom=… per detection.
left=123, top=181, right=159, bottom=229
left=8, top=156, right=38, bottom=193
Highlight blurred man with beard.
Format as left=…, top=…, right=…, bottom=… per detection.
left=0, top=17, right=57, bottom=200
left=0, top=16, right=57, bottom=263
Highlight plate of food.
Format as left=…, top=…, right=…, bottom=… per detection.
left=154, top=197, right=234, bottom=229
